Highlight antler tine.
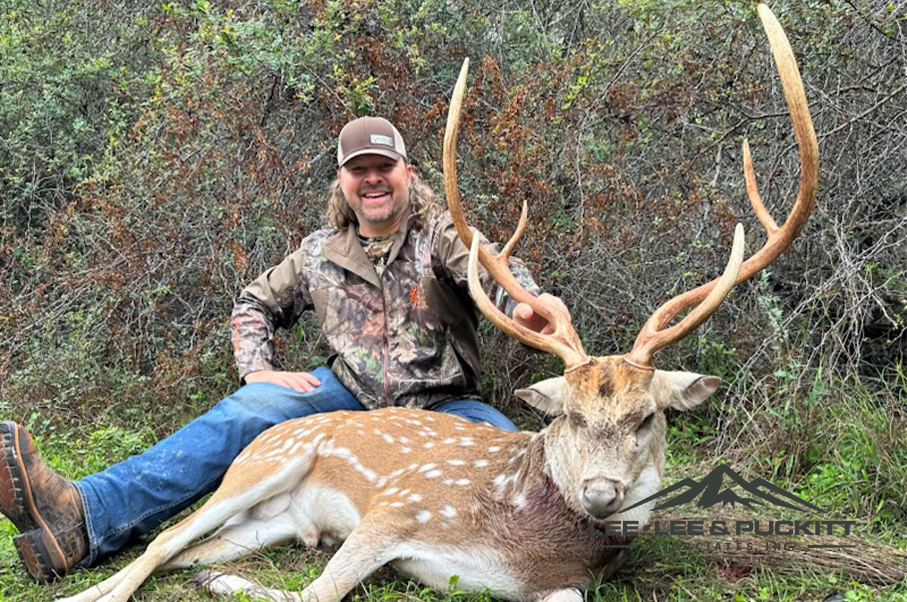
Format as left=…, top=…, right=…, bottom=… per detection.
left=443, top=59, right=589, bottom=370
left=743, top=139, right=778, bottom=233
left=625, top=3, right=819, bottom=368
left=625, top=225, right=746, bottom=368
left=443, top=59, right=533, bottom=307
left=466, top=231, right=589, bottom=369
left=500, top=200, right=528, bottom=260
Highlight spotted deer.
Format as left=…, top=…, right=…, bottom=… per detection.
left=55, top=5, right=817, bottom=602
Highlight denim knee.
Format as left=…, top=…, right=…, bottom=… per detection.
left=432, top=399, right=519, bottom=431
left=211, top=384, right=294, bottom=434
left=215, top=367, right=363, bottom=427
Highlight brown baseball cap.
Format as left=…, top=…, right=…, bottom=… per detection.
left=337, top=117, right=407, bottom=167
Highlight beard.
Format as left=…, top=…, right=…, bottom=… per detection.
left=352, top=187, right=408, bottom=231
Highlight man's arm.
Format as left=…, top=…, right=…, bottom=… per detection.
left=231, top=248, right=321, bottom=391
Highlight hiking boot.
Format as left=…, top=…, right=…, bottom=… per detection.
left=0, top=421, right=88, bottom=582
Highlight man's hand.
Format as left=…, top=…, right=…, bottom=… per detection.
left=244, top=370, right=322, bottom=393
left=513, top=293, right=571, bottom=335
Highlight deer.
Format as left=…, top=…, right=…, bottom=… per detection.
left=53, top=5, right=817, bottom=602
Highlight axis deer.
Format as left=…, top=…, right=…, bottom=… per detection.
left=54, top=5, right=817, bottom=602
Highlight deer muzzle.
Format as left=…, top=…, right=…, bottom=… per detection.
left=581, top=479, right=626, bottom=519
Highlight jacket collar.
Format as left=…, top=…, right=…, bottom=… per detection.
left=323, top=207, right=413, bottom=288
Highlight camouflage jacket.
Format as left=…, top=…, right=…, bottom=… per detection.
left=231, top=209, right=540, bottom=409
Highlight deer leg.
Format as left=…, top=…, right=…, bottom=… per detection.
left=49, top=559, right=139, bottom=602
left=162, top=509, right=300, bottom=570
left=193, top=570, right=305, bottom=602
left=56, top=448, right=318, bottom=602
left=195, top=518, right=394, bottom=602
left=52, top=493, right=259, bottom=602
left=297, top=520, right=394, bottom=602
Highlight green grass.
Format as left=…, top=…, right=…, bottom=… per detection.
left=3, top=525, right=903, bottom=602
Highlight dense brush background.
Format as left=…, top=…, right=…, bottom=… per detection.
left=0, top=0, right=905, bottom=600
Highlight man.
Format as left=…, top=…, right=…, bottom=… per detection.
left=0, top=117, right=569, bottom=581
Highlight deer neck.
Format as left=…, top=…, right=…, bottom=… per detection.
left=537, top=419, right=586, bottom=514
left=493, top=423, right=587, bottom=517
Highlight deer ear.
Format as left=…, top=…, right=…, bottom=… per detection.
left=652, top=371, right=721, bottom=411
left=515, top=376, right=566, bottom=416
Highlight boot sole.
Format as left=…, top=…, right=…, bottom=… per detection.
left=14, top=529, right=61, bottom=583
left=0, top=422, right=71, bottom=581
left=0, top=422, right=32, bottom=528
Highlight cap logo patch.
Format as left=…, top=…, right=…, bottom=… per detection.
left=370, top=134, right=394, bottom=147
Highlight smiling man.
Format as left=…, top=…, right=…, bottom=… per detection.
left=0, top=116, right=570, bottom=581
left=342, top=153, right=409, bottom=232
left=336, top=119, right=412, bottom=236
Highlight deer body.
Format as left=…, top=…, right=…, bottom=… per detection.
left=58, top=359, right=701, bottom=602
left=58, top=404, right=659, bottom=602
left=218, top=402, right=655, bottom=596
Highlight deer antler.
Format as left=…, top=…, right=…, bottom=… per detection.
left=443, top=59, right=590, bottom=371
left=625, top=4, right=819, bottom=368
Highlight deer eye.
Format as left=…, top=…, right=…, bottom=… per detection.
left=637, top=413, right=655, bottom=432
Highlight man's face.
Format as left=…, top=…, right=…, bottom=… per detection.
left=338, top=155, right=413, bottom=237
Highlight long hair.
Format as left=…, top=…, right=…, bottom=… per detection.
left=327, top=171, right=440, bottom=232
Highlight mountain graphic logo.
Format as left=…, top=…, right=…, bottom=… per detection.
left=621, top=464, right=824, bottom=514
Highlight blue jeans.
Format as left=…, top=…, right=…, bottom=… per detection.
left=73, top=366, right=517, bottom=564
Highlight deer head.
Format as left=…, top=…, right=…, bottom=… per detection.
left=442, top=4, right=818, bottom=521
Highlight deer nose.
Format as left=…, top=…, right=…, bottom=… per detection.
left=581, top=480, right=626, bottom=519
